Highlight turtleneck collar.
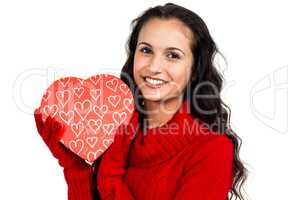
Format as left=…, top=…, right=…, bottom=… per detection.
left=128, top=100, right=210, bottom=167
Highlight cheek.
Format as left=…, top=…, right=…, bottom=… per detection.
left=133, top=55, right=149, bottom=78
left=134, top=54, right=149, bottom=69
left=171, top=66, right=193, bottom=89
left=133, top=54, right=145, bottom=83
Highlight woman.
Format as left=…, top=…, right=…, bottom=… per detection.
left=34, top=3, right=247, bottom=200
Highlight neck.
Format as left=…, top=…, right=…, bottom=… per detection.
left=144, top=96, right=184, bottom=128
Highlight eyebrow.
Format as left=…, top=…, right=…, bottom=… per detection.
left=137, top=42, right=185, bottom=55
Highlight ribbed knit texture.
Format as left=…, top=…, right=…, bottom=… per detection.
left=64, top=168, right=94, bottom=200
left=123, top=100, right=234, bottom=199
left=128, top=100, right=209, bottom=167
left=65, top=100, right=234, bottom=199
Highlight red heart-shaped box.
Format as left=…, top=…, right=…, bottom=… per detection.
left=39, top=74, right=135, bottom=164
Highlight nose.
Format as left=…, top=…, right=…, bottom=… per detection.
left=147, top=54, right=163, bottom=74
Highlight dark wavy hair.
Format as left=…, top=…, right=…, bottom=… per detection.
left=120, top=3, right=248, bottom=200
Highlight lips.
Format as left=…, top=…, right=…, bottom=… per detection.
left=142, top=76, right=169, bottom=89
left=143, top=76, right=168, bottom=83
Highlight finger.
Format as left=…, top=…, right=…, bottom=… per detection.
left=34, top=108, right=44, bottom=133
left=120, top=125, right=132, bottom=146
left=120, top=125, right=128, bottom=145
left=51, top=119, right=62, bottom=135
left=113, top=125, right=130, bottom=150
left=48, top=120, right=65, bottom=150
left=41, top=116, right=53, bottom=144
left=113, top=126, right=124, bottom=146
left=34, top=107, right=42, bottom=115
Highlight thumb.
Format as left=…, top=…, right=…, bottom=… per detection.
left=34, top=108, right=44, bottom=134
left=48, top=120, right=64, bottom=149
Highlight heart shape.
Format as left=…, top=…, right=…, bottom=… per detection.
left=39, top=74, right=134, bottom=164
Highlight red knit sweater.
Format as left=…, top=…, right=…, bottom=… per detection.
left=66, top=101, right=234, bottom=200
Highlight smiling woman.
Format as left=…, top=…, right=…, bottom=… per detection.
left=120, top=2, right=248, bottom=200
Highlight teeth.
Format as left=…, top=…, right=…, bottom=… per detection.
left=145, top=77, right=166, bottom=85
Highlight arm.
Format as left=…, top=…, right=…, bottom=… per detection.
left=96, top=131, right=135, bottom=200
left=96, top=112, right=139, bottom=200
left=97, top=177, right=135, bottom=200
left=34, top=108, right=95, bottom=200
left=63, top=158, right=104, bottom=200
left=174, top=136, right=234, bottom=200
left=64, top=168, right=94, bottom=200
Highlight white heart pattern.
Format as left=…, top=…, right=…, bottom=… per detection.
left=40, top=74, right=134, bottom=164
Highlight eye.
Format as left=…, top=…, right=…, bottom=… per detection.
left=167, top=52, right=180, bottom=59
left=139, top=47, right=152, bottom=54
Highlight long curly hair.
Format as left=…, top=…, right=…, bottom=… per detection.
left=120, top=3, right=248, bottom=200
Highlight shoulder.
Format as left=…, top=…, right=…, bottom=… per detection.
left=205, top=133, right=233, bottom=154
left=195, top=133, right=233, bottom=157
left=129, top=110, right=139, bottom=124
left=184, top=111, right=233, bottom=153
left=125, top=110, right=139, bottom=129
left=183, top=133, right=234, bottom=171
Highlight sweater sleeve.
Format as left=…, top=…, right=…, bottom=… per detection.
left=174, top=135, right=234, bottom=200
left=63, top=168, right=94, bottom=200
left=98, top=177, right=135, bottom=200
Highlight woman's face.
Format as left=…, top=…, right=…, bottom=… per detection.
left=133, top=18, right=194, bottom=102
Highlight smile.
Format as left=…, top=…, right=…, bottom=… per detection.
left=143, top=76, right=169, bottom=88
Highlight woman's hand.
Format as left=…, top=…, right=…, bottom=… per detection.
left=97, top=111, right=139, bottom=199
left=34, top=108, right=91, bottom=172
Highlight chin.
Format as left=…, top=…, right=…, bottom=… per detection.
left=142, top=91, right=178, bottom=103
left=142, top=93, right=165, bottom=102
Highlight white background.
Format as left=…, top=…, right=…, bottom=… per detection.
left=0, top=0, right=298, bottom=199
